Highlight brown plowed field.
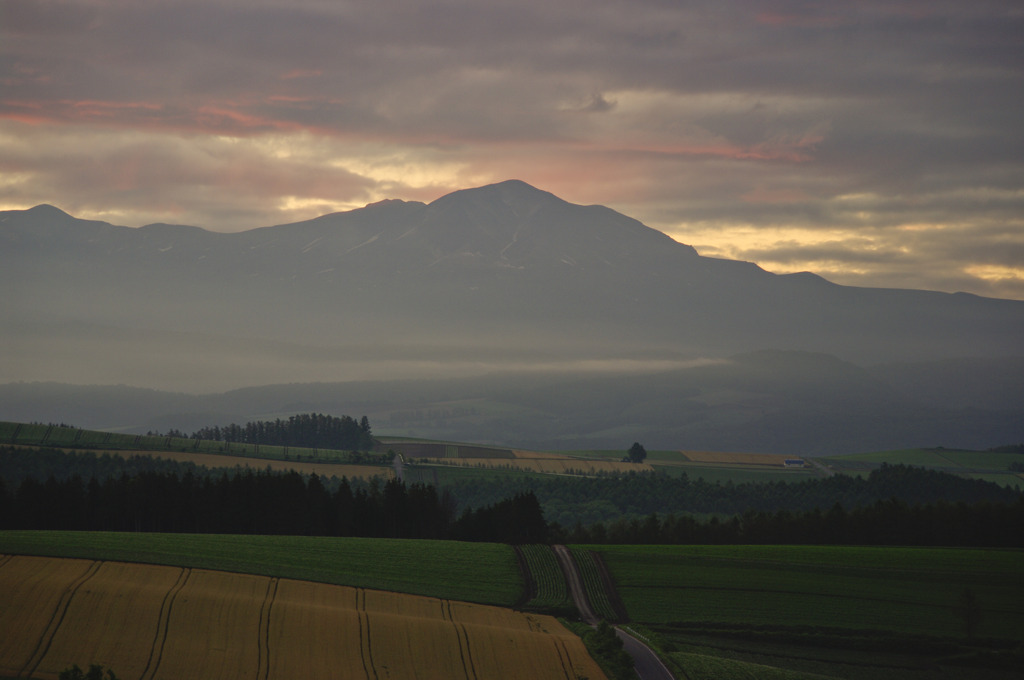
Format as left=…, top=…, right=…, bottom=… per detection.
left=0, top=555, right=606, bottom=680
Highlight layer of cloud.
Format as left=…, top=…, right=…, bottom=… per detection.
left=2, top=0, right=1023, bottom=298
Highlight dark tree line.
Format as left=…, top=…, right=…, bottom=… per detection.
left=151, top=413, right=374, bottom=451
left=0, top=467, right=548, bottom=544
left=557, top=497, right=1024, bottom=547
left=0, top=447, right=206, bottom=488
left=447, top=463, right=1022, bottom=528
left=2, top=447, right=1021, bottom=546
left=453, top=493, right=548, bottom=544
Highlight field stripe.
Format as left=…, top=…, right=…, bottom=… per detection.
left=140, top=567, right=191, bottom=680
left=257, top=576, right=279, bottom=680
left=455, top=622, right=478, bottom=680
left=0, top=554, right=13, bottom=570
left=441, top=600, right=475, bottom=680
left=19, top=559, right=103, bottom=678
left=356, top=589, right=379, bottom=680
left=552, top=637, right=573, bottom=680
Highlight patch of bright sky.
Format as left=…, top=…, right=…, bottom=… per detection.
left=964, top=265, right=1024, bottom=283
left=276, top=195, right=357, bottom=215
left=330, top=154, right=471, bottom=194
left=665, top=224, right=858, bottom=260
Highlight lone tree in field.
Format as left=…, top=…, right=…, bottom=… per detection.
left=626, top=442, right=647, bottom=464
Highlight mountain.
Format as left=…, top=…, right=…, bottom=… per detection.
left=3, top=180, right=1024, bottom=395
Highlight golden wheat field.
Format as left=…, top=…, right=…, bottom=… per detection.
left=0, top=555, right=606, bottom=680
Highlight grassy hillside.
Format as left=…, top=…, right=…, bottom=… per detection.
left=7, top=532, right=1023, bottom=678
left=820, top=448, right=1024, bottom=486
left=0, top=420, right=383, bottom=466
left=590, top=544, right=1024, bottom=680
left=0, top=531, right=523, bottom=607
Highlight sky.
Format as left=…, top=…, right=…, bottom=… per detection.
left=2, top=0, right=1023, bottom=300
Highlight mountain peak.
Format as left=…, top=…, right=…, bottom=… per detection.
left=28, top=204, right=72, bottom=217
left=0, top=204, right=117, bottom=241
left=429, top=180, right=564, bottom=216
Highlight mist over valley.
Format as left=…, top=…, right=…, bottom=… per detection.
left=3, top=180, right=1023, bottom=453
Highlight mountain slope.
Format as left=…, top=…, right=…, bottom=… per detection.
left=2, top=180, right=1023, bottom=392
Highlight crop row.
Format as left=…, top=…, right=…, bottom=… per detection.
left=519, top=544, right=572, bottom=611
left=594, top=544, right=1024, bottom=641
left=667, top=651, right=821, bottom=680
left=569, top=548, right=620, bottom=622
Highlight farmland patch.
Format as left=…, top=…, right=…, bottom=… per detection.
left=591, top=544, right=1024, bottom=679
left=0, top=531, right=523, bottom=607
left=120, top=449, right=392, bottom=481
left=419, top=456, right=654, bottom=476
left=0, top=555, right=607, bottom=680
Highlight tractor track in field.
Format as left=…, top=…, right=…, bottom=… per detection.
left=140, top=566, right=191, bottom=680
left=19, top=559, right=104, bottom=678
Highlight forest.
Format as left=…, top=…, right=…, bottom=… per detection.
left=0, top=456, right=547, bottom=544
left=149, top=413, right=374, bottom=451
left=445, top=462, right=1022, bottom=526
left=0, top=446, right=1021, bottom=546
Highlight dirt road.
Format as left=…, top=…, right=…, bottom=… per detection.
left=552, top=544, right=600, bottom=625
left=552, top=545, right=676, bottom=680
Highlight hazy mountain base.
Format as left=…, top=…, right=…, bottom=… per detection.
left=4, top=181, right=1024, bottom=396
left=2, top=351, right=1022, bottom=455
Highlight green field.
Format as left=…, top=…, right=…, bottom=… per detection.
left=518, top=544, right=573, bottom=614
left=580, top=445, right=1024, bottom=486
left=569, top=547, right=622, bottom=622
left=592, top=544, right=1024, bottom=680
left=821, top=447, right=1024, bottom=478
left=4, top=531, right=1022, bottom=678
left=0, top=421, right=381, bottom=466
left=0, top=530, right=523, bottom=607
left=548, top=448, right=820, bottom=484
left=658, top=465, right=815, bottom=484
left=400, top=461, right=545, bottom=486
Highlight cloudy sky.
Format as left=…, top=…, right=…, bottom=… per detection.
left=3, top=0, right=1023, bottom=299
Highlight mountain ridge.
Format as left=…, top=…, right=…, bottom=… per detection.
left=3, top=180, right=1024, bottom=393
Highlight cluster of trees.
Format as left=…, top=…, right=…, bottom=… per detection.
left=583, top=621, right=634, bottom=680
left=150, top=413, right=374, bottom=451
left=1, top=446, right=1021, bottom=546
left=555, top=497, right=1024, bottom=547
left=448, top=463, right=1022, bottom=528
left=0, top=465, right=547, bottom=544
left=453, top=493, right=548, bottom=543
left=624, top=442, right=647, bottom=464
left=0, top=447, right=199, bottom=488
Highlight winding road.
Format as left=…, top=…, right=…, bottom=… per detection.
left=552, top=545, right=676, bottom=680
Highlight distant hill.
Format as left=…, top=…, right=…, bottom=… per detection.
left=3, top=351, right=1023, bottom=455
left=3, top=180, right=1023, bottom=393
